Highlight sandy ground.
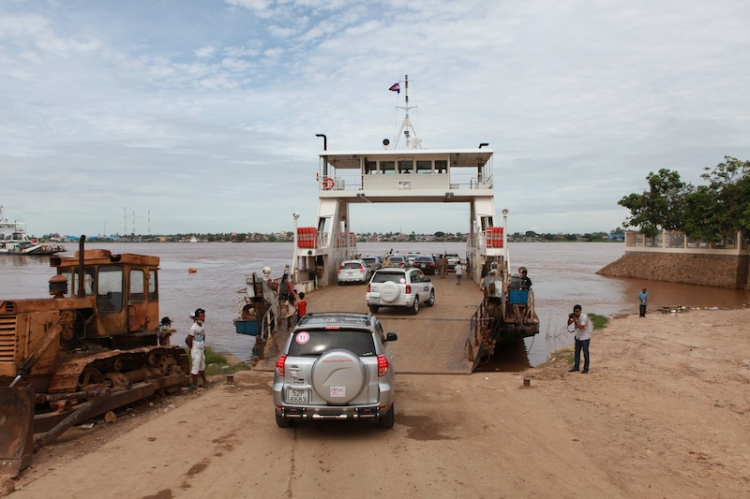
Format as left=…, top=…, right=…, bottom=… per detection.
left=5, top=306, right=750, bottom=498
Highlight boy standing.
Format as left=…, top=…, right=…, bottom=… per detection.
left=296, top=292, right=307, bottom=321
left=186, top=308, right=209, bottom=391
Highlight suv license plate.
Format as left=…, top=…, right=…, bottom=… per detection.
left=289, top=389, right=308, bottom=404
left=370, top=297, right=380, bottom=304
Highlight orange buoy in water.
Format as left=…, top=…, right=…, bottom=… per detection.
left=188, top=268, right=197, bottom=274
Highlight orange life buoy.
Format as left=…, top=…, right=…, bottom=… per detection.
left=322, top=177, right=334, bottom=190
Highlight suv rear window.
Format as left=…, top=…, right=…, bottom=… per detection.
left=341, top=262, right=363, bottom=270
left=288, top=330, right=377, bottom=357
left=372, top=271, right=406, bottom=284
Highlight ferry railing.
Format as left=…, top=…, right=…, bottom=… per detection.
left=320, top=171, right=495, bottom=192
left=464, top=300, right=492, bottom=370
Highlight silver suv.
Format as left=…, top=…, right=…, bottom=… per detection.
left=273, top=312, right=398, bottom=429
left=366, top=268, right=435, bottom=315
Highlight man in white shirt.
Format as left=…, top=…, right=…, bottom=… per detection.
left=567, top=304, right=593, bottom=374
left=186, top=308, right=209, bottom=390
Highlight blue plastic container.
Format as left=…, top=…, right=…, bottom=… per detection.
left=509, top=289, right=528, bottom=305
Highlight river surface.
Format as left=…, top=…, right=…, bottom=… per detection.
left=1, top=242, right=748, bottom=367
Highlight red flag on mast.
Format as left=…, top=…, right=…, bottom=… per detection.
left=389, top=82, right=400, bottom=94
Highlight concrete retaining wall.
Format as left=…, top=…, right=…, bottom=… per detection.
left=598, top=252, right=750, bottom=289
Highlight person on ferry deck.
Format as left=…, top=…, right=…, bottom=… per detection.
left=519, top=267, right=532, bottom=288
left=438, top=255, right=448, bottom=278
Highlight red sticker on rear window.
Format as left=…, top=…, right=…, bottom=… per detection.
left=295, top=332, right=310, bottom=344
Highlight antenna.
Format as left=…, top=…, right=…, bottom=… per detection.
left=392, top=75, right=421, bottom=150
left=124, top=207, right=127, bottom=235
left=148, top=210, right=151, bottom=235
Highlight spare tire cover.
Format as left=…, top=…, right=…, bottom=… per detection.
left=380, top=281, right=401, bottom=303
left=311, top=349, right=367, bottom=404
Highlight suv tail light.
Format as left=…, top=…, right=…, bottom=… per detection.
left=276, top=354, right=287, bottom=377
left=377, top=354, right=389, bottom=377
left=367, top=283, right=371, bottom=292
left=405, top=284, right=411, bottom=294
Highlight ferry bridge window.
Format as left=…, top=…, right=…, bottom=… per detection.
left=365, top=161, right=377, bottom=174
left=148, top=270, right=157, bottom=301
left=398, top=160, right=414, bottom=174
left=435, top=160, right=447, bottom=174
left=380, top=161, right=395, bottom=174
left=130, top=269, right=145, bottom=303
left=417, top=160, right=432, bottom=174
left=97, top=266, right=123, bottom=313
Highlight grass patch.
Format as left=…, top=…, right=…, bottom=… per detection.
left=589, top=313, right=609, bottom=329
left=205, top=347, right=227, bottom=365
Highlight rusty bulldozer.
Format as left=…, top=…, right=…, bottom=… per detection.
left=0, top=237, right=188, bottom=478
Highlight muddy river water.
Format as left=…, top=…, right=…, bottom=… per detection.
left=1, top=241, right=748, bottom=367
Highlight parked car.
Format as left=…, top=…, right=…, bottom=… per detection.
left=337, top=259, right=372, bottom=284
left=411, top=255, right=436, bottom=275
left=444, top=253, right=460, bottom=271
left=361, top=255, right=383, bottom=271
left=366, top=267, right=435, bottom=315
left=388, top=255, right=407, bottom=267
left=273, top=312, right=398, bottom=429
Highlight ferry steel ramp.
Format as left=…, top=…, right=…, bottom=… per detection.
left=254, top=274, right=481, bottom=374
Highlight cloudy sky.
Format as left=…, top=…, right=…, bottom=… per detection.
left=2, top=0, right=749, bottom=237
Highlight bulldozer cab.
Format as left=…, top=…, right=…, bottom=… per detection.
left=54, top=249, right=161, bottom=336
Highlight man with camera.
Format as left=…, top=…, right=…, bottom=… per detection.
left=567, top=304, right=593, bottom=374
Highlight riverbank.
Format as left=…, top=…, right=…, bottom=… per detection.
left=6, top=306, right=750, bottom=497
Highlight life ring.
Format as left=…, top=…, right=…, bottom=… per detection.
left=322, top=177, right=334, bottom=190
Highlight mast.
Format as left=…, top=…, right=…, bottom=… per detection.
left=392, top=75, right=422, bottom=150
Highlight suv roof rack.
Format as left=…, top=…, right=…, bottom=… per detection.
left=297, top=312, right=373, bottom=327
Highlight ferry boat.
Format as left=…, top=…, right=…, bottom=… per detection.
left=291, top=76, right=507, bottom=293
left=238, top=76, right=539, bottom=371
left=0, top=207, right=66, bottom=256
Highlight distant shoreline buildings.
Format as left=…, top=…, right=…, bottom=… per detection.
left=41, top=230, right=625, bottom=244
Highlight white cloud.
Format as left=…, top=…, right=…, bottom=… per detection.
left=195, top=46, right=217, bottom=58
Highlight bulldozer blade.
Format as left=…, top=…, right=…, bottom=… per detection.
left=0, top=386, right=35, bottom=478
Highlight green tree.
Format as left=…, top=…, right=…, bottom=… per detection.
left=618, top=169, right=693, bottom=237
left=683, top=156, right=750, bottom=243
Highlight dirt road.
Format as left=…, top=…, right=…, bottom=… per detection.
left=6, top=287, right=750, bottom=497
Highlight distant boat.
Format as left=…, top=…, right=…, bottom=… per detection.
left=0, top=206, right=66, bottom=256
left=190, top=236, right=198, bottom=243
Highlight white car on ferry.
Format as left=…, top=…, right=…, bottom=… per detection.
left=366, top=267, right=435, bottom=315
left=337, top=259, right=372, bottom=285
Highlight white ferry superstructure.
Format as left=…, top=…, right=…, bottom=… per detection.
left=291, top=76, right=508, bottom=291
